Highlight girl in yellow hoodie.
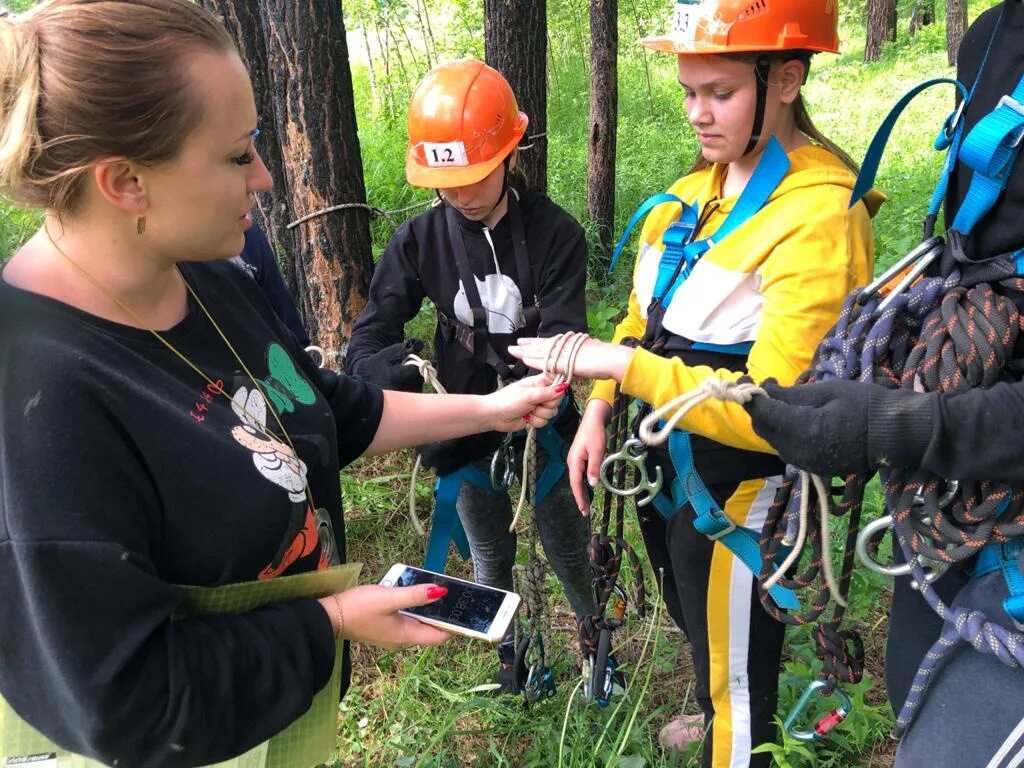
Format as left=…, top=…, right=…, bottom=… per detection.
left=511, top=1, right=883, bottom=766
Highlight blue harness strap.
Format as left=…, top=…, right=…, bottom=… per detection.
left=422, top=464, right=485, bottom=572
left=651, top=427, right=800, bottom=611
left=973, top=537, right=1024, bottom=627
left=655, top=136, right=791, bottom=308
left=422, top=421, right=570, bottom=573
left=951, top=75, right=1024, bottom=235
left=609, top=192, right=695, bottom=274
left=850, top=77, right=970, bottom=216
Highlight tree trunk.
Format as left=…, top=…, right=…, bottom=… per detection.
left=484, top=0, right=548, bottom=193
left=864, top=0, right=896, bottom=62
left=198, top=0, right=295, bottom=293
left=946, top=0, right=967, bottom=67
left=263, top=1, right=375, bottom=360
left=588, top=0, right=618, bottom=269
left=908, top=0, right=935, bottom=36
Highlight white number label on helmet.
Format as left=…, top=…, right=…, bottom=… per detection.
left=671, top=0, right=702, bottom=41
left=422, top=141, right=469, bottom=168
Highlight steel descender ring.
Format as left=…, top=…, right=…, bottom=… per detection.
left=490, top=433, right=516, bottom=490
left=855, top=514, right=948, bottom=584
left=600, top=437, right=662, bottom=507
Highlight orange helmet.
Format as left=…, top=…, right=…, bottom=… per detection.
left=642, top=0, right=840, bottom=56
left=405, top=59, right=529, bottom=189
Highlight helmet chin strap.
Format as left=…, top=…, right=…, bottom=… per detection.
left=743, top=56, right=772, bottom=157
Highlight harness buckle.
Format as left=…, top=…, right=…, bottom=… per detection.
left=784, top=680, right=853, bottom=743
left=703, top=513, right=737, bottom=541
left=937, top=99, right=967, bottom=149
left=997, top=93, right=1024, bottom=119
left=599, top=437, right=663, bottom=507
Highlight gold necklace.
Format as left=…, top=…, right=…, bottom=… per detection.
left=43, top=225, right=318, bottom=508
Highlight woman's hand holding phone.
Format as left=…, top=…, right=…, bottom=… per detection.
left=317, top=584, right=453, bottom=650
left=379, top=564, right=521, bottom=642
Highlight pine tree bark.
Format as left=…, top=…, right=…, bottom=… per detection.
left=484, top=0, right=548, bottom=193
left=864, top=0, right=897, bottom=62
left=198, top=0, right=294, bottom=291
left=946, top=0, right=967, bottom=66
left=588, top=0, right=618, bottom=268
left=206, top=0, right=374, bottom=360
left=908, top=0, right=935, bottom=36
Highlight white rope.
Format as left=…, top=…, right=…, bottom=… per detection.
left=637, top=377, right=764, bottom=446
left=404, top=354, right=447, bottom=538
left=637, top=376, right=846, bottom=607
left=507, top=332, right=591, bottom=533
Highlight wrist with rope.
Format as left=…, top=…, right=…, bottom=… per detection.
left=329, top=594, right=345, bottom=640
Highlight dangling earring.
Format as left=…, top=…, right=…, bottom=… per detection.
left=136, top=216, right=146, bottom=236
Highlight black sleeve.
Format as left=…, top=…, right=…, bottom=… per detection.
left=0, top=378, right=336, bottom=768
left=307, top=366, right=386, bottom=468
left=535, top=214, right=589, bottom=337
left=240, top=225, right=310, bottom=348
left=345, top=222, right=427, bottom=374
left=870, top=379, right=1024, bottom=482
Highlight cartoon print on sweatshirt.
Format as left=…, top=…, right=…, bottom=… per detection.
left=230, top=344, right=338, bottom=579
left=453, top=271, right=525, bottom=334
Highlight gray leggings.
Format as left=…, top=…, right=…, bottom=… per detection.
left=455, top=452, right=596, bottom=649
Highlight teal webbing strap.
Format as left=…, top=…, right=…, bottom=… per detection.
left=609, top=193, right=692, bottom=273
left=850, top=78, right=969, bottom=213
left=656, top=136, right=791, bottom=307
left=422, top=419, right=570, bottom=573
left=655, top=428, right=800, bottom=611
left=951, top=75, right=1024, bottom=235
left=423, top=465, right=486, bottom=572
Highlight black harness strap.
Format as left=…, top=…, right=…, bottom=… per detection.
left=443, top=191, right=538, bottom=380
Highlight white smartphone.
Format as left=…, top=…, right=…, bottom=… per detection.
left=379, top=563, right=521, bottom=643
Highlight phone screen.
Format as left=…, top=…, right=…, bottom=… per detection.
left=391, top=566, right=507, bottom=634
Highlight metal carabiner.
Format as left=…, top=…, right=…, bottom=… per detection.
left=855, top=515, right=947, bottom=584
left=490, top=433, right=516, bottom=490
left=784, top=680, right=853, bottom=743
left=913, top=479, right=960, bottom=510
left=599, top=437, right=663, bottom=507
left=856, top=236, right=943, bottom=306
left=524, top=662, right=556, bottom=706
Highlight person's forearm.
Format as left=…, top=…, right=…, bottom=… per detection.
left=364, top=390, right=491, bottom=455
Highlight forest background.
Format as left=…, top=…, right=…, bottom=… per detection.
left=0, top=0, right=1001, bottom=766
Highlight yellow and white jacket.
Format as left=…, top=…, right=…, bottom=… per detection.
left=592, top=144, right=884, bottom=462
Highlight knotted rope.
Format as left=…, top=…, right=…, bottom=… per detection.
left=404, top=354, right=447, bottom=537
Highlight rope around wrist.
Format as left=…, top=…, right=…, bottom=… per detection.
left=330, top=593, right=345, bottom=640
left=508, top=331, right=591, bottom=532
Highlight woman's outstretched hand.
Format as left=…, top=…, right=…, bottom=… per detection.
left=507, top=337, right=633, bottom=383
left=488, top=373, right=567, bottom=431
left=319, top=584, right=453, bottom=650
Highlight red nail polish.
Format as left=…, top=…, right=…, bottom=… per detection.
left=555, top=382, right=570, bottom=393
left=427, top=586, right=448, bottom=600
